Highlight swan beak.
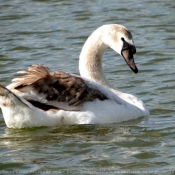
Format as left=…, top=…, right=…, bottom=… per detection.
left=121, top=49, right=138, bottom=74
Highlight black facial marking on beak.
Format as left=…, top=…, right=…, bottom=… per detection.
left=121, top=38, right=138, bottom=74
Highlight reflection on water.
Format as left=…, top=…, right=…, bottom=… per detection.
left=0, top=0, right=175, bottom=173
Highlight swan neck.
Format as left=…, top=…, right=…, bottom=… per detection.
left=79, top=29, right=110, bottom=87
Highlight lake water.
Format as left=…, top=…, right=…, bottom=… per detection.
left=0, top=0, right=175, bottom=174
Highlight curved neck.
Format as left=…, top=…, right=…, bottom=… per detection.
left=79, top=27, right=110, bottom=87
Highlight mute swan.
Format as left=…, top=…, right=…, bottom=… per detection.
left=0, top=24, right=149, bottom=128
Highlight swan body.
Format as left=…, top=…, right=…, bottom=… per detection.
left=0, top=24, right=149, bottom=128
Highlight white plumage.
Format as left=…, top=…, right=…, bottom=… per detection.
left=0, top=24, right=149, bottom=128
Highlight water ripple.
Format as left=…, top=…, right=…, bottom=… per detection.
left=0, top=0, right=175, bottom=173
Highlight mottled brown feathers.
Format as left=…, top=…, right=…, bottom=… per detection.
left=13, top=64, right=107, bottom=107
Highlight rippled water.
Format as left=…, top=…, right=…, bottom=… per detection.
left=0, top=0, right=175, bottom=174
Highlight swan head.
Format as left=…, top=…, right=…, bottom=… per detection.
left=103, top=24, right=138, bottom=74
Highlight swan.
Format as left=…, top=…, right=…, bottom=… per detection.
left=0, top=24, right=149, bottom=128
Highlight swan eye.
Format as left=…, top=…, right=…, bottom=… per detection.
left=121, top=37, right=125, bottom=41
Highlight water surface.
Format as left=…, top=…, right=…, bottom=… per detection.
left=0, top=0, right=175, bottom=174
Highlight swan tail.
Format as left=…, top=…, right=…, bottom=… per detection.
left=0, top=84, right=30, bottom=109
left=0, top=84, right=35, bottom=128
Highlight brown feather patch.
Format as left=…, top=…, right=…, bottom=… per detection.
left=11, top=64, right=108, bottom=109
left=0, top=92, right=5, bottom=96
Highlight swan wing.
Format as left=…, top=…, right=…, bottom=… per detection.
left=7, top=64, right=107, bottom=111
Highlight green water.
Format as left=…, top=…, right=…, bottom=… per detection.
left=0, top=0, right=175, bottom=174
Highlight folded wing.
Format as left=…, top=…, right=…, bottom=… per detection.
left=8, top=64, right=107, bottom=111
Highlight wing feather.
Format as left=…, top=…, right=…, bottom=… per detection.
left=8, top=64, right=107, bottom=111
